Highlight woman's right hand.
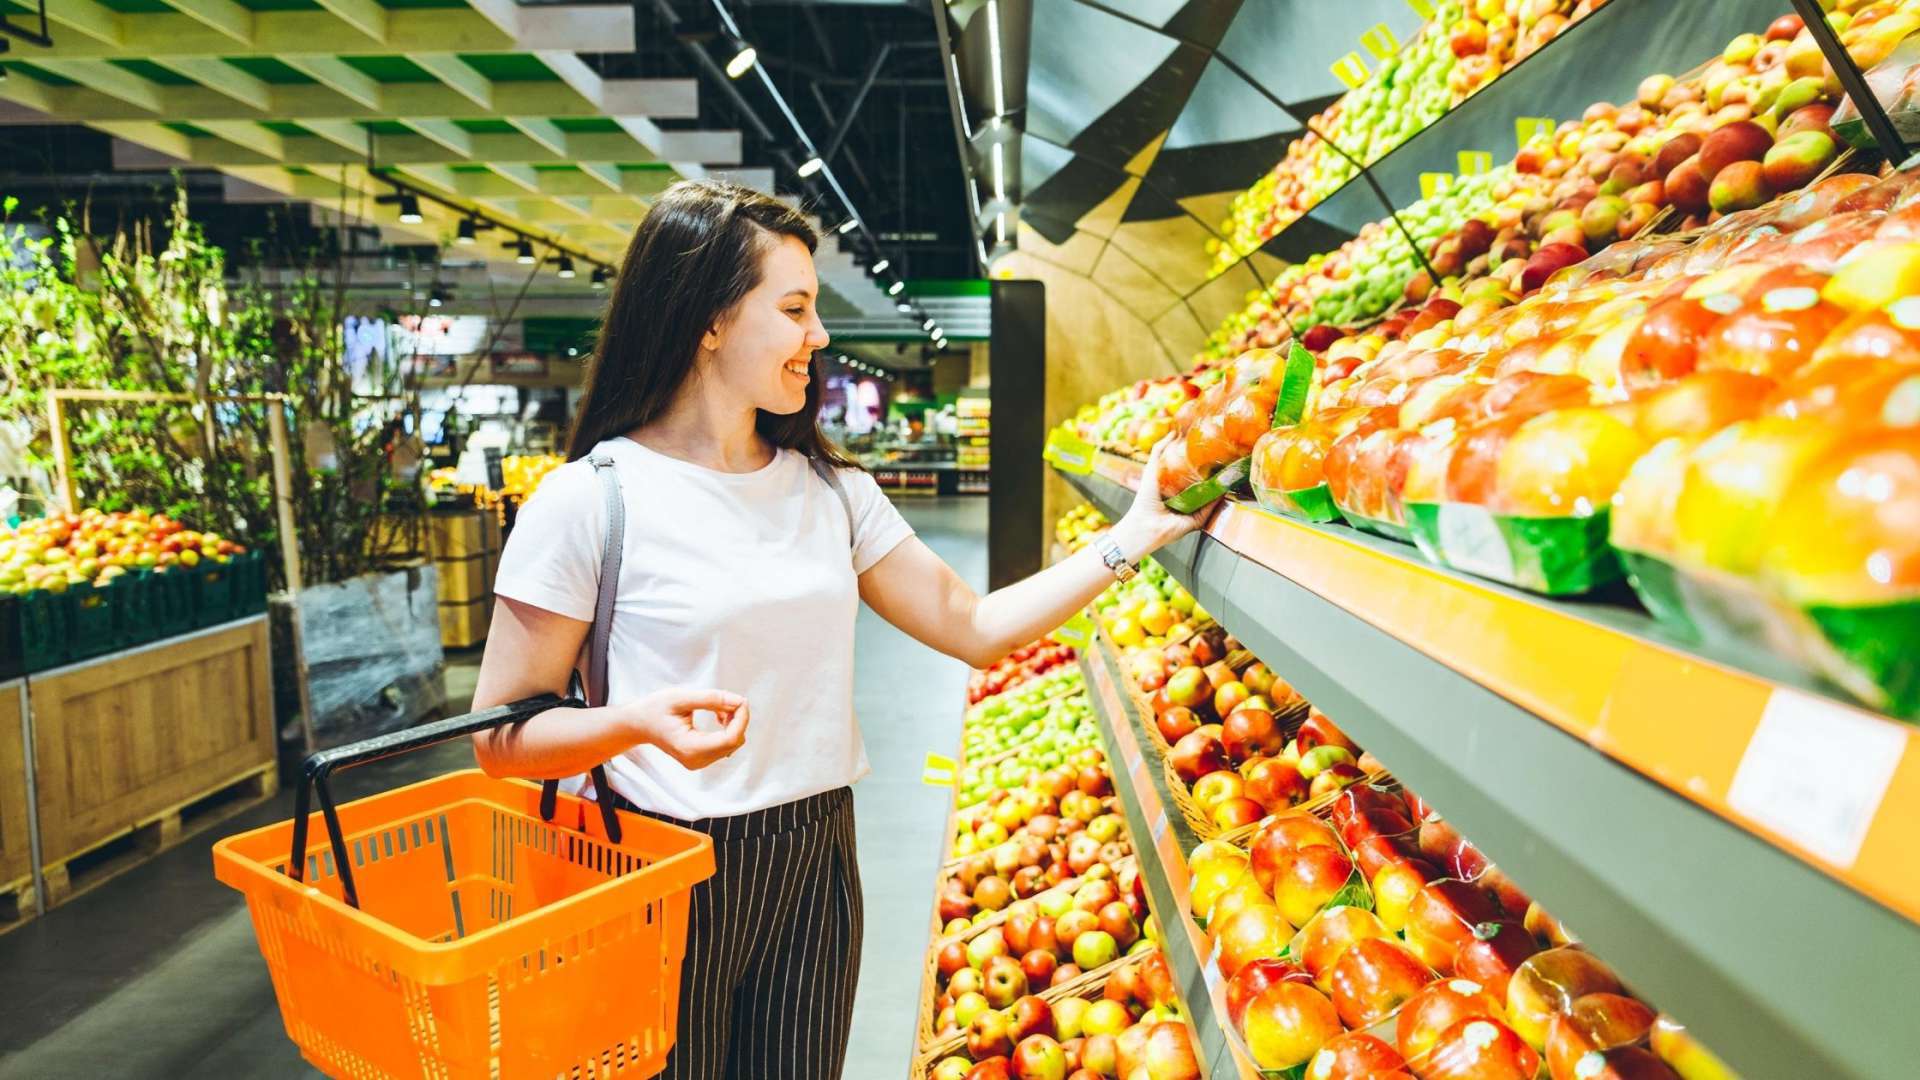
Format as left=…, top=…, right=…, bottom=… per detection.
left=624, top=688, right=751, bottom=769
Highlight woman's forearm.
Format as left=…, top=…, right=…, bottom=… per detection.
left=964, top=516, right=1177, bottom=666
left=471, top=702, right=640, bottom=780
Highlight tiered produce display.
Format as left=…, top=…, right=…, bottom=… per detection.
left=1040, top=6, right=1920, bottom=1075
left=919, top=627, right=1216, bottom=1079
left=1072, top=545, right=1740, bottom=1079
left=1211, top=0, right=1606, bottom=277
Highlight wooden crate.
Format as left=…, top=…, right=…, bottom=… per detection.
left=29, top=618, right=278, bottom=904
left=0, top=679, right=32, bottom=921
left=436, top=551, right=494, bottom=604
left=439, top=595, right=493, bottom=649
left=429, top=510, right=501, bottom=560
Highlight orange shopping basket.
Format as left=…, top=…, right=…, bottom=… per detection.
left=213, top=694, right=715, bottom=1079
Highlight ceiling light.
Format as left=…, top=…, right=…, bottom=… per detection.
left=922, top=318, right=935, bottom=331
left=996, top=213, right=1007, bottom=243
left=428, top=288, right=446, bottom=308
left=887, top=281, right=904, bottom=296
left=514, top=239, right=535, bottom=264
left=986, top=0, right=1007, bottom=117
left=797, top=156, right=824, bottom=178
left=896, top=302, right=912, bottom=313
left=870, top=259, right=890, bottom=274
left=992, top=142, right=1005, bottom=201
left=838, top=218, right=858, bottom=235
left=557, top=256, right=577, bottom=279
left=567, top=347, right=578, bottom=357
left=397, top=194, right=423, bottom=224
left=726, top=43, right=757, bottom=79
left=592, top=266, right=610, bottom=289
left=455, top=217, right=476, bottom=245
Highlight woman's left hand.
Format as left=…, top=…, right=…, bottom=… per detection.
left=1109, top=436, right=1212, bottom=563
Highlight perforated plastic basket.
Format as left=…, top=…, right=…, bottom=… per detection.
left=213, top=697, right=714, bottom=1079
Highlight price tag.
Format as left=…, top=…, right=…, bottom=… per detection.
left=1419, top=172, right=1455, bottom=200
left=1151, top=808, right=1169, bottom=845
left=1330, top=52, right=1370, bottom=90
left=1456, top=150, right=1492, bottom=176
left=1201, top=957, right=1225, bottom=999
left=1407, top=0, right=1436, bottom=17
left=921, top=750, right=956, bottom=786
left=1728, top=689, right=1908, bottom=867
left=1054, top=613, right=1094, bottom=648
left=1360, top=23, right=1400, bottom=59
left=1044, top=426, right=1095, bottom=475
left=1515, top=116, right=1556, bottom=146
left=1436, top=503, right=1516, bottom=583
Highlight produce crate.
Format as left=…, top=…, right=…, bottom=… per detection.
left=67, top=576, right=132, bottom=662
left=0, top=596, right=21, bottom=681
left=144, top=567, right=196, bottom=638
left=17, top=589, right=73, bottom=674
left=1, top=678, right=32, bottom=924
left=228, top=549, right=268, bottom=617
left=428, top=509, right=501, bottom=560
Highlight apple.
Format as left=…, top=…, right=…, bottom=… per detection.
left=1222, top=707, right=1286, bottom=761
left=1649, top=1014, right=1737, bottom=1080
left=1097, top=901, right=1140, bottom=948
left=983, top=955, right=1030, bottom=1009
left=1249, top=812, right=1341, bottom=893
left=1396, top=978, right=1507, bottom=1064
left=1169, top=730, right=1230, bottom=785
left=939, top=940, right=971, bottom=980
left=954, top=990, right=991, bottom=1030
left=1011, top=1034, right=1068, bottom=1080
left=1140, top=1021, right=1202, bottom=1080
left=1245, top=757, right=1310, bottom=813
left=1072, top=929, right=1119, bottom=971
left=1296, top=744, right=1355, bottom=780
left=1296, top=905, right=1390, bottom=987
left=1277, top=844, right=1355, bottom=927
left=969, top=928, right=1010, bottom=970
left=1165, top=666, right=1210, bottom=709
left=1310, top=763, right=1366, bottom=799
left=1081, top=999, right=1130, bottom=1037
left=1190, top=770, right=1244, bottom=813
left=1156, top=705, right=1201, bottom=744
left=1508, top=947, right=1625, bottom=1050
left=1243, top=981, right=1343, bottom=1070
left=1306, top=1032, right=1409, bottom=1080
left=1406, top=879, right=1504, bottom=975
left=1415, top=1017, right=1541, bottom=1080
left=1213, top=903, right=1295, bottom=978
left=967, top=1059, right=1012, bottom=1080
left=1086, top=813, right=1124, bottom=844
left=1009, top=993, right=1056, bottom=1041
left=932, top=1056, right=972, bottom=1080
left=1212, top=797, right=1265, bottom=830
left=1213, top=681, right=1252, bottom=719
left=1330, top=936, right=1436, bottom=1029
left=1455, top=920, right=1542, bottom=1002
left=1021, top=949, right=1058, bottom=986
left=970, top=1008, right=1016, bottom=1059
left=1371, top=860, right=1434, bottom=934
left=1240, top=662, right=1278, bottom=697
left=1050, top=963, right=1082, bottom=988
left=1225, top=956, right=1312, bottom=1028
left=1546, top=992, right=1658, bottom=1080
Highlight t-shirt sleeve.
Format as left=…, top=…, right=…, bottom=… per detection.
left=842, top=467, right=916, bottom=574
left=491, top=462, right=605, bottom=622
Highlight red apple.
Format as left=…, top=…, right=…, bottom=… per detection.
left=1245, top=757, right=1311, bottom=813
left=1454, top=920, right=1542, bottom=1002
left=1508, top=947, right=1625, bottom=1050
left=1305, top=1032, right=1409, bottom=1080
left=970, top=1008, right=1017, bottom=1059
left=1222, top=707, right=1286, bottom=761
left=1415, top=1017, right=1541, bottom=1080
left=1277, top=845, right=1355, bottom=927
left=1011, top=1034, right=1068, bottom=1080
left=1546, top=992, right=1658, bottom=1080
left=967, top=1058, right=1013, bottom=1080
left=1330, top=936, right=1437, bottom=1029
left=1165, top=666, right=1210, bottom=709
left=1406, top=879, right=1504, bottom=975
left=1141, top=1021, right=1202, bottom=1080
left=1243, top=982, right=1344, bottom=1070
left=1156, top=705, right=1201, bottom=744
left=1297, top=905, right=1391, bottom=987
left=983, top=955, right=1030, bottom=1009
left=1296, top=710, right=1357, bottom=753
left=1396, top=978, right=1508, bottom=1064
left=1097, top=901, right=1139, bottom=949
left=1213, top=903, right=1295, bottom=978
left=1009, top=994, right=1056, bottom=1041
left=1169, top=730, right=1230, bottom=785
left=1225, top=957, right=1313, bottom=1028
left=1021, top=949, right=1058, bottom=986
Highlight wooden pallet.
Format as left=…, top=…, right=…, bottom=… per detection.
left=37, top=762, right=278, bottom=909
left=0, top=874, right=34, bottom=929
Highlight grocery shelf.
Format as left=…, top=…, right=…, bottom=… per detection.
left=1235, top=0, right=1788, bottom=265
left=1063, top=453, right=1920, bottom=1080
left=1078, top=639, right=1259, bottom=1080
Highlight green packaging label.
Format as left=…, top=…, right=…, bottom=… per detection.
left=1167, top=456, right=1251, bottom=514
left=1254, top=481, right=1344, bottom=524
left=1404, top=502, right=1622, bottom=595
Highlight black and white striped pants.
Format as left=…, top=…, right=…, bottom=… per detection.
left=612, top=786, right=864, bottom=1079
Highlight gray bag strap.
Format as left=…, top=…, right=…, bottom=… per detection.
left=809, top=454, right=856, bottom=550
left=539, top=453, right=625, bottom=824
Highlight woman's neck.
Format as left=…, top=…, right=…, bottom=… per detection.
left=629, top=373, right=774, bottom=474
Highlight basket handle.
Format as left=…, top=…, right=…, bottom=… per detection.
left=287, top=693, right=624, bottom=908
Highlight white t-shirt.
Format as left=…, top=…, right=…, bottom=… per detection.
left=492, top=436, right=915, bottom=819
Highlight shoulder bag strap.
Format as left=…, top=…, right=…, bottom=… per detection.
left=538, top=453, right=626, bottom=837
left=809, top=454, right=856, bottom=551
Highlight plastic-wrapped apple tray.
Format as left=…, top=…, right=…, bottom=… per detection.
left=1618, top=548, right=1920, bottom=722
left=1403, top=501, right=1622, bottom=597
left=1165, top=344, right=1319, bottom=515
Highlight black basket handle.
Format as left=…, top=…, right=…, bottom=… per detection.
left=287, top=693, right=624, bottom=908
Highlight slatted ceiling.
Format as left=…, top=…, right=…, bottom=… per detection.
left=552, top=117, right=621, bottom=134
left=338, top=55, right=438, bottom=82
left=106, top=60, right=195, bottom=86
left=458, top=53, right=555, bottom=82
left=260, top=120, right=309, bottom=136
left=356, top=119, right=414, bottom=135
left=453, top=118, right=515, bottom=134
left=4, top=64, right=81, bottom=87
left=163, top=121, right=215, bottom=137
left=224, top=56, right=316, bottom=83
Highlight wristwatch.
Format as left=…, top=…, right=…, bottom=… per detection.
left=1094, top=532, right=1138, bottom=582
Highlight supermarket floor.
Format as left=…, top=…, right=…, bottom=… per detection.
left=0, top=496, right=983, bottom=1080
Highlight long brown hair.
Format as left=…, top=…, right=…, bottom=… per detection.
left=567, top=179, right=858, bottom=466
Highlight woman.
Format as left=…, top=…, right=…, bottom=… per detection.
left=471, top=179, right=1199, bottom=1078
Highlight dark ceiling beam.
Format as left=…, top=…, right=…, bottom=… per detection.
left=823, top=44, right=890, bottom=161
left=800, top=5, right=838, bottom=70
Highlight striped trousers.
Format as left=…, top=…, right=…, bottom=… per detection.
left=612, top=786, right=864, bottom=1080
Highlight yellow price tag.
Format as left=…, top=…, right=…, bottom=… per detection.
left=925, top=751, right=957, bottom=773
left=1419, top=172, right=1455, bottom=200
left=1456, top=150, right=1492, bottom=176
left=1044, top=427, right=1095, bottom=475
left=1407, top=0, right=1436, bottom=17
left=1330, top=52, right=1370, bottom=90
left=922, top=766, right=954, bottom=787
left=1360, top=23, right=1400, bottom=59
left=1054, top=613, right=1094, bottom=649
left=1514, top=116, right=1556, bottom=147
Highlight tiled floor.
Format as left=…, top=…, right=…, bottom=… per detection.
left=0, top=496, right=984, bottom=1079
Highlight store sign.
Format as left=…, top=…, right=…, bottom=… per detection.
left=391, top=314, right=491, bottom=357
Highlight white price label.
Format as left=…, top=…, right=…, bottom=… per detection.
left=1727, top=688, right=1908, bottom=868
left=1436, top=503, right=1516, bottom=583
left=1151, top=809, right=1169, bottom=845
left=1202, top=957, right=1225, bottom=998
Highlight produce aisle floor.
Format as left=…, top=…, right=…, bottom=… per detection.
left=0, top=496, right=982, bottom=1079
